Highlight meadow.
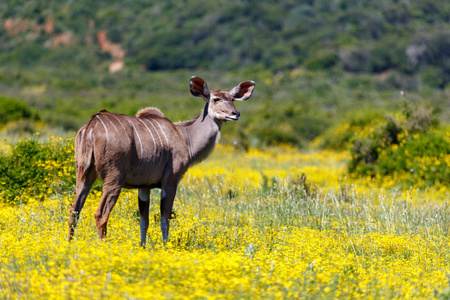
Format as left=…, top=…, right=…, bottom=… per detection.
left=1, top=140, right=449, bottom=299
left=2, top=1, right=450, bottom=298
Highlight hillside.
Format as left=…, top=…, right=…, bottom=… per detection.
left=1, top=0, right=450, bottom=146
left=2, top=1, right=450, bottom=77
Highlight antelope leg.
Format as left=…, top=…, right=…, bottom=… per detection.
left=138, top=188, right=151, bottom=246
left=160, top=185, right=176, bottom=243
left=68, top=169, right=96, bottom=241
left=94, top=179, right=123, bottom=239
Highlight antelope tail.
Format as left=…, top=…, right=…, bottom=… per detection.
left=75, top=126, right=94, bottom=181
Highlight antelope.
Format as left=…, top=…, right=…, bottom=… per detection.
left=68, top=76, right=255, bottom=245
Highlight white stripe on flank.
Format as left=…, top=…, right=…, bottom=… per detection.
left=127, top=119, right=143, bottom=158
left=110, top=114, right=131, bottom=143
left=85, top=129, right=94, bottom=171
left=96, top=115, right=109, bottom=142
left=137, top=119, right=157, bottom=159
left=103, top=115, right=120, bottom=135
left=152, top=119, right=170, bottom=146
left=144, top=119, right=164, bottom=149
left=143, top=119, right=165, bottom=165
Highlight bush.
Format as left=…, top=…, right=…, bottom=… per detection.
left=339, top=48, right=371, bottom=73
left=305, top=51, right=338, bottom=71
left=316, top=109, right=385, bottom=150
left=402, top=100, right=438, bottom=133
left=377, top=131, right=450, bottom=187
left=347, top=101, right=447, bottom=188
left=0, top=137, right=76, bottom=205
left=0, top=96, right=37, bottom=126
left=421, top=67, right=446, bottom=89
left=347, top=115, right=403, bottom=176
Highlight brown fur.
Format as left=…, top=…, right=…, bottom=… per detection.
left=136, top=107, right=165, bottom=118
left=68, top=76, right=255, bottom=245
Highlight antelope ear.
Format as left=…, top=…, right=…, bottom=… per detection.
left=190, top=76, right=210, bottom=101
left=229, top=81, right=255, bottom=101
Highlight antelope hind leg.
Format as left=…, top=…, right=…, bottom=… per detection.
left=68, top=170, right=96, bottom=241
left=94, top=182, right=123, bottom=239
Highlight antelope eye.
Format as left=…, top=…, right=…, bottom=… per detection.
left=212, top=98, right=221, bottom=102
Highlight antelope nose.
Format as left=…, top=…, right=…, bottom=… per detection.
left=233, top=110, right=240, bottom=119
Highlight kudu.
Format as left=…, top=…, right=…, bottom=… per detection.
left=68, top=76, right=255, bottom=245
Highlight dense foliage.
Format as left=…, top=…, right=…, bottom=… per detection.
left=1, top=1, right=450, bottom=147
left=2, top=0, right=450, bottom=84
left=0, top=96, right=35, bottom=124
left=376, top=130, right=450, bottom=187
left=0, top=137, right=75, bottom=204
left=323, top=101, right=450, bottom=188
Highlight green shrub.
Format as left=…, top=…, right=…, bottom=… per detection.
left=0, top=96, right=37, bottom=126
left=305, top=51, right=338, bottom=71
left=347, top=115, right=403, bottom=175
left=377, top=131, right=450, bottom=187
left=402, top=100, right=438, bottom=133
left=347, top=101, right=447, bottom=188
left=0, top=137, right=76, bottom=205
left=421, top=67, right=446, bottom=89
left=316, top=109, right=385, bottom=150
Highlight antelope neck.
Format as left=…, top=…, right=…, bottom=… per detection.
left=178, top=103, right=222, bottom=165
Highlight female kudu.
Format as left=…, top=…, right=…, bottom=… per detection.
left=68, top=76, right=255, bottom=244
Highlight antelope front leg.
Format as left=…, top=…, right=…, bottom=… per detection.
left=160, top=185, right=177, bottom=243
left=138, top=188, right=151, bottom=247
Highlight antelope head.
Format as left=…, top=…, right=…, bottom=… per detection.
left=190, top=76, right=255, bottom=123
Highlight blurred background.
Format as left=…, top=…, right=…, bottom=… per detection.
left=0, top=0, right=449, bottom=148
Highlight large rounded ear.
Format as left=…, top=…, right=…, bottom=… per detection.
left=190, top=76, right=210, bottom=101
left=229, top=81, right=255, bottom=101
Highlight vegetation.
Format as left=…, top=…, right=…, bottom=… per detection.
left=0, top=137, right=75, bottom=204
left=1, top=143, right=449, bottom=298
left=324, top=101, right=450, bottom=188
left=1, top=2, right=450, bottom=297
left=1, top=0, right=450, bottom=147
left=0, top=96, right=36, bottom=124
left=2, top=0, right=450, bottom=78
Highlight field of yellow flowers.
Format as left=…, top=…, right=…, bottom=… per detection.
left=1, top=142, right=449, bottom=299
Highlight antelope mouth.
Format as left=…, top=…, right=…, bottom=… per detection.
left=225, top=115, right=240, bottom=121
